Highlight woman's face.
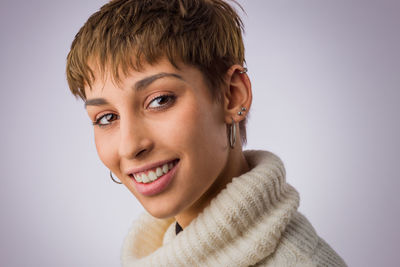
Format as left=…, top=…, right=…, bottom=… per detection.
left=85, top=59, right=231, bottom=218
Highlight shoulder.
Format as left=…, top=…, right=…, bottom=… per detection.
left=263, top=211, right=347, bottom=267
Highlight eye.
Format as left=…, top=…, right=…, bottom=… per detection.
left=93, top=113, right=119, bottom=127
left=147, top=94, right=176, bottom=109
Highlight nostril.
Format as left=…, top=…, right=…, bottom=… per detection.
left=135, top=149, right=147, bottom=158
left=119, top=133, right=154, bottom=159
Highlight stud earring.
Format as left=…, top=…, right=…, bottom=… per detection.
left=237, top=107, right=247, bottom=116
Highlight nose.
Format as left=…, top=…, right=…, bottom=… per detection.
left=118, top=115, right=153, bottom=159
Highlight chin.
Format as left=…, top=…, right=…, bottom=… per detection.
left=145, top=207, right=176, bottom=219
left=142, top=199, right=183, bottom=219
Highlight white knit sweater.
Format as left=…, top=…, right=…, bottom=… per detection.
left=121, top=150, right=347, bottom=266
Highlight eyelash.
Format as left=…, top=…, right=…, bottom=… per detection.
left=147, top=94, right=176, bottom=110
left=92, top=113, right=119, bottom=127
left=92, top=94, right=176, bottom=127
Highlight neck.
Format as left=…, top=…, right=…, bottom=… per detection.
left=175, top=147, right=249, bottom=228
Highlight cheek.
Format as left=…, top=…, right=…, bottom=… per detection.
left=94, top=130, right=119, bottom=172
left=183, top=100, right=227, bottom=152
left=159, top=98, right=227, bottom=175
left=156, top=99, right=226, bottom=151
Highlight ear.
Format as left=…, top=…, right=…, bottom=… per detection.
left=222, top=65, right=252, bottom=124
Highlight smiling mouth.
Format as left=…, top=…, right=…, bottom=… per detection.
left=129, top=159, right=179, bottom=184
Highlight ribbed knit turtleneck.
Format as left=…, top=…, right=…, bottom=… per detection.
left=121, top=150, right=346, bottom=267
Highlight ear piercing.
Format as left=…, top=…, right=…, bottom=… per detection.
left=110, top=171, right=122, bottom=184
left=238, top=107, right=247, bottom=116
left=239, top=67, right=248, bottom=74
left=229, top=117, right=236, bottom=148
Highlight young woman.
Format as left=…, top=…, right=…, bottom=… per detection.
left=66, top=0, right=346, bottom=266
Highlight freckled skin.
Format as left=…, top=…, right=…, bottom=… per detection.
left=85, top=58, right=250, bottom=227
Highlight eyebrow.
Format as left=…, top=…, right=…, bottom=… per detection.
left=134, top=72, right=183, bottom=91
left=84, top=72, right=183, bottom=108
left=84, top=98, right=109, bottom=108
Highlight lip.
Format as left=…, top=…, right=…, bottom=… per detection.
left=130, top=159, right=179, bottom=196
left=126, top=158, right=178, bottom=176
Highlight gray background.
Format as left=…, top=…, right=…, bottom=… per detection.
left=1, top=0, right=399, bottom=266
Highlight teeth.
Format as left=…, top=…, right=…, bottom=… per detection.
left=162, top=164, right=169, bottom=174
left=133, top=160, right=177, bottom=184
left=156, top=167, right=163, bottom=177
left=149, top=171, right=157, bottom=181
left=141, top=173, right=150, bottom=183
left=134, top=174, right=142, bottom=183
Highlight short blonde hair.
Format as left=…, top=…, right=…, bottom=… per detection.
left=66, top=0, right=247, bottom=143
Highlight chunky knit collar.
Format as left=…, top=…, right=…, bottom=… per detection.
left=121, top=150, right=300, bottom=267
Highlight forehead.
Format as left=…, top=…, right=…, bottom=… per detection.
left=84, top=58, right=210, bottom=99
left=85, top=58, right=176, bottom=94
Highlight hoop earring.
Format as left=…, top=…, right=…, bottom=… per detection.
left=110, top=171, right=122, bottom=184
left=229, top=118, right=236, bottom=148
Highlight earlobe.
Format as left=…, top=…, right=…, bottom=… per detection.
left=223, top=65, right=252, bottom=124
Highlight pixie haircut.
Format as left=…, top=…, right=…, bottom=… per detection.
left=66, top=0, right=247, bottom=144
